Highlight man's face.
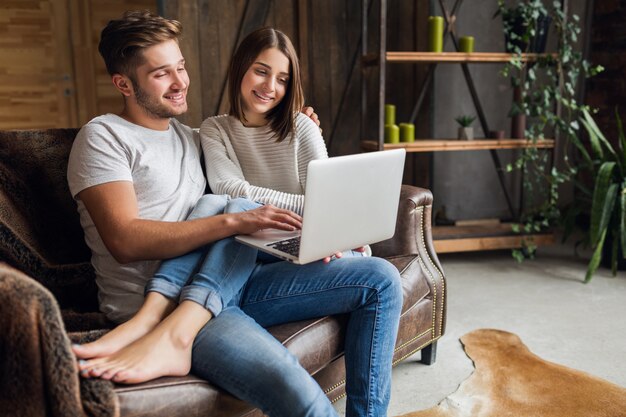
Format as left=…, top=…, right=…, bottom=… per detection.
left=130, top=39, right=189, bottom=118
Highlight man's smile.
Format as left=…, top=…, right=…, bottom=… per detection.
left=164, top=91, right=186, bottom=104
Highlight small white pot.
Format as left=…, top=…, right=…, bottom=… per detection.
left=458, top=127, right=474, bottom=140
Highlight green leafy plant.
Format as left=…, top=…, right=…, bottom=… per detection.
left=455, top=115, right=476, bottom=128
left=494, top=0, right=550, bottom=55
left=496, top=0, right=603, bottom=262
left=565, top=108, right=626, bottom=282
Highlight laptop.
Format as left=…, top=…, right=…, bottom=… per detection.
left=235, top=149, right=406, bottom=264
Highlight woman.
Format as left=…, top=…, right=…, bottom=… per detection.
left=200, top=27, right=326, bottom=216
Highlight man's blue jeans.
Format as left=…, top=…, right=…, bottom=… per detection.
left=192, top=255, right=402, bottom=417
left=145, top=194, right=403, bottom=417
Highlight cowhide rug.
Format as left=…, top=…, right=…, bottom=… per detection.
left=399, top=329, right=626, bottom=417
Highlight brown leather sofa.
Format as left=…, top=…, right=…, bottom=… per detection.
left=0, top=128, right=446, bottom=417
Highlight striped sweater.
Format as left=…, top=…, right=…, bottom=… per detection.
left=200, top=112, right=328, bottom=215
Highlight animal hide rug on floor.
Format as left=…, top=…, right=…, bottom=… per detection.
left=0, top=263, right=118, bottom=417
left=399, top=329, right=626, bottom=417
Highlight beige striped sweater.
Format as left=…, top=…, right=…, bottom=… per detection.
left=200, top=112, right=327, bottom=215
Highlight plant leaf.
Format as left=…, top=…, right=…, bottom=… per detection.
left=568, top=125, right=593, bottom=167
left=580, top=117, right=603, bottom=160
left=590, top=162, right=617, bottom=247
left=585, top=228, right=606, bottom=283
left=583, top=108, right=619, bottom=161
left=616, top=108, right=626, bottom=171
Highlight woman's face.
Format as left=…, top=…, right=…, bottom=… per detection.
left=240, top=47, right=290, bottom=126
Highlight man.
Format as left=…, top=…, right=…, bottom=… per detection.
left=68, top=11, right=402, bottom=417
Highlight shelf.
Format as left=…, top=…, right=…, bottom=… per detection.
left=386, top=52, right=555, bottom=63
left=433, top=223, right=555, bottom=253
left=361, top=138, right=555, bottom=153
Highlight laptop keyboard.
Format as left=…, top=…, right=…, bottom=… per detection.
left=268, top=236, right=301, bottom=257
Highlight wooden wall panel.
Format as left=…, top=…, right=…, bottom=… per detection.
left=0, top=0, right=157, bottom=129
left=0, top=0, right=76, bottom=129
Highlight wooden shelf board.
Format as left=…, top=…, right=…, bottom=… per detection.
left=386, top=52, right=555, bottom=63
left=432, top=224, right=555, bottom=253
left=361, top=139, right=555, bottom=153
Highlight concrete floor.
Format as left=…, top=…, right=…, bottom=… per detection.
left=333, top=243, right=626, bottom=416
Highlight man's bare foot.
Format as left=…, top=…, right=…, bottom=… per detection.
left=78, top=301, right=212, bottom=384
left=73, top=292, right=176, bottom=360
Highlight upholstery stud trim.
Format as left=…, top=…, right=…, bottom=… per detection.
left=394, top=328, right=432, bottom=353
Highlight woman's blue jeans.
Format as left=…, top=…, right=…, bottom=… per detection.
left=145, top=194, right=403, bottom=417
left=145, top=194, right=257, bottom=316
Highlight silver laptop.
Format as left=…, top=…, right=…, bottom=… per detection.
left=235, top=149, right=406, bottom=264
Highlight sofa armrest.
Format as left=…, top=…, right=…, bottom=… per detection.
left=371, top=185, right=441, bottom=269
left=372, top=185, right=447, bottom=345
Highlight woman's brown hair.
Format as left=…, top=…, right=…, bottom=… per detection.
left=228, top=28, right=304, bottom=142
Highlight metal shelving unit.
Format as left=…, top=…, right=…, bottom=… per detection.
left=360, top=0, right=559, bottom=253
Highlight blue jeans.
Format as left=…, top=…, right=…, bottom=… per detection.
left=145, top=194, right=258, bottom=316
left=148, top=195, right=403, bottom=416
left=192, top=255, right=403, bottom=417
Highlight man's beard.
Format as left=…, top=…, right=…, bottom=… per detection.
left=133, top=81, right=186, bottom=119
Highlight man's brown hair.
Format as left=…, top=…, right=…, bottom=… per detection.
left=228, top=28, right=305, bottom=143
left=98, top=10, right=182, bottom=79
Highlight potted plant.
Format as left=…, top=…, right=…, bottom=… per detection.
left=455, top=115, right=476, bottom=140
left=564, top=108, right=626, bottom=282
left=494, top=0, right=551, bottom=54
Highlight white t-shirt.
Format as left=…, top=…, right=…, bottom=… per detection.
left=67, top=114, right=205, bottom=323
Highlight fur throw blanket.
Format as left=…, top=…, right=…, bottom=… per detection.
left=0, top=263, right=118, bottom=417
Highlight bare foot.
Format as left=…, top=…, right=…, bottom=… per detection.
left=78, top=321, right=192, bottom=383
left=73, top=317, right=159, bottom=359
left=78, top=301, right=211, bottom=384
left=73, top=292, right=175, bottom=360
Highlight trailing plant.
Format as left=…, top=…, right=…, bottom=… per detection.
left=495, top=0, right=603, bottom=262
left=455, top=115, right=476, bottom=128
left=494, top=0, right=550, bottom=55
left=564, top=108, right=626, bottom=282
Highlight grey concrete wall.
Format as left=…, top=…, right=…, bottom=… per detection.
left=430, top=0, right=588, bottom=223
